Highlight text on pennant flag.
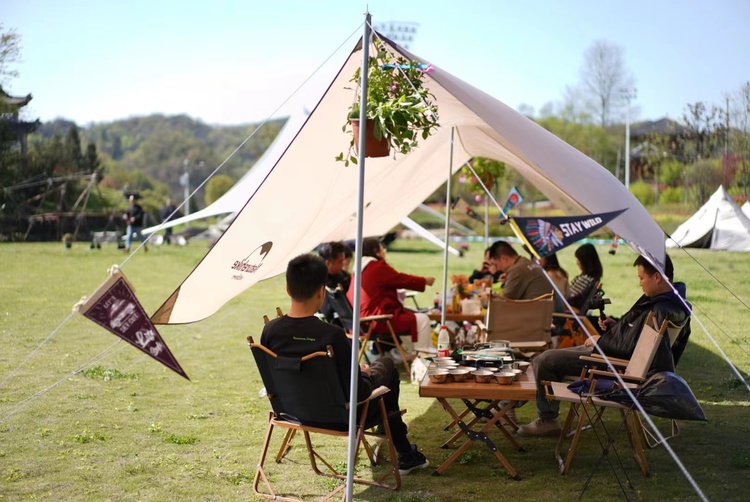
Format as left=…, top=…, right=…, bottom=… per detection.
left=79, top=272, right=189, bottom=380
left=512, top=209, right=628, bottom=258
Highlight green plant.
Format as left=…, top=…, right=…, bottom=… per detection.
left=335, top=38, right=439, bottom=166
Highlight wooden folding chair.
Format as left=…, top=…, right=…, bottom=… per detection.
left=476, top=292, right=554, bottom=354
left=248, top=336, right=401, bottom=501
left=324, top=287, right=411, bottom=374
left=543, top=312, right=668, bottom=479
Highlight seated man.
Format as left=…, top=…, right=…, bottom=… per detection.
left=261, top=253, right=429, bottom=474
left=317, top=241, right=351, bottom=324
left=468, top=246, right=502, bottom=284
left=517, top=254, right=690, bottom=437
left=487, top=240, right=553, bottom=300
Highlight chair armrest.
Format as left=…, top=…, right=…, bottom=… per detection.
left=361, top=314, right=394, bottom=322
left=475, top=320, right=487, bottom=331
left=579, top=354, right=629, bottom=367
left=358, top=385, right=390, bottom=405
left=586, top=369, right=645, bottom=383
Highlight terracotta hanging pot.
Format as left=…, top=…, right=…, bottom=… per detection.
left=350, top=119, right=390, bottom=158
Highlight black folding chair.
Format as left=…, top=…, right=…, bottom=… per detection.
left=324, top=286, right=411, bottom=374
left=248, top=336, right=400, bottom=501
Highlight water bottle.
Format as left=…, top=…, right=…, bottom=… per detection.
left=433, top=292, right=442, bottom=312
left=437, top=325, right=451, bottom=358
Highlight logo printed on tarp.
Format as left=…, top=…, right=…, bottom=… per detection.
left=231, top=241, right=273, bottom=278
left=511, top=209, right=627, bottom=258
left=81, top=273, right=189, bottom=380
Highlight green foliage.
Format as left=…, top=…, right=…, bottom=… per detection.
left=629, top=180, right=656, bottom=206
left=659, top=158, right=687, bottom=186
left=162, top=434, right=198, bottom=445
left=659, top=186, right=684, bottom=204
left=337, top=39, right=439, bottom=166
left=0, top=24, right=22, bottom=83
left=204, top=174, right=235, bottom=206
left=81, top=366, right=139, bottom=381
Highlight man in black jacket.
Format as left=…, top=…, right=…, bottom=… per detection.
left=517, top=254, right=689, bottom=437
left=261, top=253, right=429, bottom=474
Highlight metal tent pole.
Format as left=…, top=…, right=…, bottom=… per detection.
left=440, top=127, right=455, bottom=326
left=345, top=12, right=371, bottom=502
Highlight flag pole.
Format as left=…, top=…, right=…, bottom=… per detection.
left=345, top=12, right=371, bottom=501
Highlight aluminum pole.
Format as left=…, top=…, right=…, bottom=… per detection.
left=440, top=127, right=455, bottom=327
left=345, top=13, right=371, bottom=502
left=624, top=99, right=631, bottom=190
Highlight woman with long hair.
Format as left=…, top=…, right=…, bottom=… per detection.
left=568, top=243, right=603, bottom=310
left=347, top=237, right=435, bottom=359
left=539, top=253, right=569, bottom=299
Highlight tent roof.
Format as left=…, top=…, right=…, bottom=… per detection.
left=667, top=186, right=750, bottom=251
left=153, top=34, right=666, bottom=325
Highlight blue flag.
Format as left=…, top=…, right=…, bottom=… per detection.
left=510, top=209, right=627, bottom=258
left=500, top=186, right=523, bottom=216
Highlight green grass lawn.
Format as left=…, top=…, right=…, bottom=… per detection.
left=1, top=240, right=749, bottom=501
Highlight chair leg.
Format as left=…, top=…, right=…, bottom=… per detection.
left=625, top=411, right=650, bottom=477
left=275, top=429, right=296, bottom=462
left=253, top=414, right=284, bottom=500
left=384, top=320, right=411, bottom=375
left=560, top=399, right=593, bottom=474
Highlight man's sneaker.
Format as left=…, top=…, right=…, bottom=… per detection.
left=397, top=444, right=429, bottom=474
left=516, top=418, right=562, bottom=437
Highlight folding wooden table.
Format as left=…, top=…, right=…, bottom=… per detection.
left=419, top=367, right=537, bottom=480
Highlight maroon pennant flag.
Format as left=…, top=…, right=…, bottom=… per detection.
left=78, top=270, right=189, bottom=380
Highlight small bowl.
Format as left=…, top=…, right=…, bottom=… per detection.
left=428, top=369, right=450, bottom=384
left=509, top=368, right=523, bottom=380
left=472, top=370, right=494, bottom=383
left=434, top=357, right=455, bottom=363
left=516, top=361, right=531, bottom=372
left=494, top=372, right=515, bottom=385
left=448, top=368, right=471, bottom=382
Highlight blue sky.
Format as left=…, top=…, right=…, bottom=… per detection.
left=3, top=0, right=749, bottom=126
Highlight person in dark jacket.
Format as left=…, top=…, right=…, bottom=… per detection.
left=123, top=195, right=147, bottom=252
left=517, top=254, right=689, bottom=437
left=260, top=253, right=429, bottom=474
left=159, top=198, right=181, bottom=245
left=317, top=241, right=352, bottom=325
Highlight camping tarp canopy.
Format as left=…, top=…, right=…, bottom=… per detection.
left=667, top=185, right=750, bottom=251
left=152, top=34, right=665, bottom=325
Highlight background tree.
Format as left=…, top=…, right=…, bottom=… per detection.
left=204, top=174, right=235, bottom=206
left=728, top=82, right=750, bottom=196
left=579, top=40, right=635, bottom=128
left=0, top=24, right=21, bottom=84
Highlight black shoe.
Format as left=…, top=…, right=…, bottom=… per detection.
left=397, top=444, right=429, bottom=474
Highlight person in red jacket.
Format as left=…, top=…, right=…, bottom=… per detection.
left=348, top=237, right=435, bottom=359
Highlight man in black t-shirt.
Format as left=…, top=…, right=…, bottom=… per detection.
left=261, top=254, right=428, bottom=475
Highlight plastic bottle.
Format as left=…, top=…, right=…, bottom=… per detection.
left=437, top=325, right=451, bottom=358
left=433, top=292, right=441, bottom=312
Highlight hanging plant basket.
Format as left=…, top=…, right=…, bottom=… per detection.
left=350, top=118, right=390, bottom=158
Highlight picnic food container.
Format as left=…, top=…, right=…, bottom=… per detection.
left=494, top=372, right=515, bottom=385
left=448, top=368, right=471, bottom=382
left=427, top=368, right=450, bottom=384
left=471, top=369, right=494, bottom=383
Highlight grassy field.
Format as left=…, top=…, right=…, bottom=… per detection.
left=1, top=240, right=749, bottom=501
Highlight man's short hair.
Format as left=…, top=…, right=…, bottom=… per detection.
left=318, top=241, right=346, bottom=261
left=488, top=240, right=517, bottom=260
left=633, top=254, right=674, bottom=282
left=286, top=254, right=328, bottom=300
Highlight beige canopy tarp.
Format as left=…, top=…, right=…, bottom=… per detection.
left=152, top=35, right=664, bottom=325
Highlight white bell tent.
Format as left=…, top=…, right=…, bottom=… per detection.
left=667, top=185, right=750, bottom=251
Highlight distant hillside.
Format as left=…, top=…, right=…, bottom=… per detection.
left=36, top=114, right=285, bottom=196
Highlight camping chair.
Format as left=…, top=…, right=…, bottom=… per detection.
left=639, top=314, right=691, bottom=449
left=247, top=336, right=401, bottom=501
left=476, top=292, right=554, bottom=354
left=324, top=286, right=411, bottom=375
left=552, top=281, right=603, bottom=349
left=542, top=312, right=668, bottom=482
